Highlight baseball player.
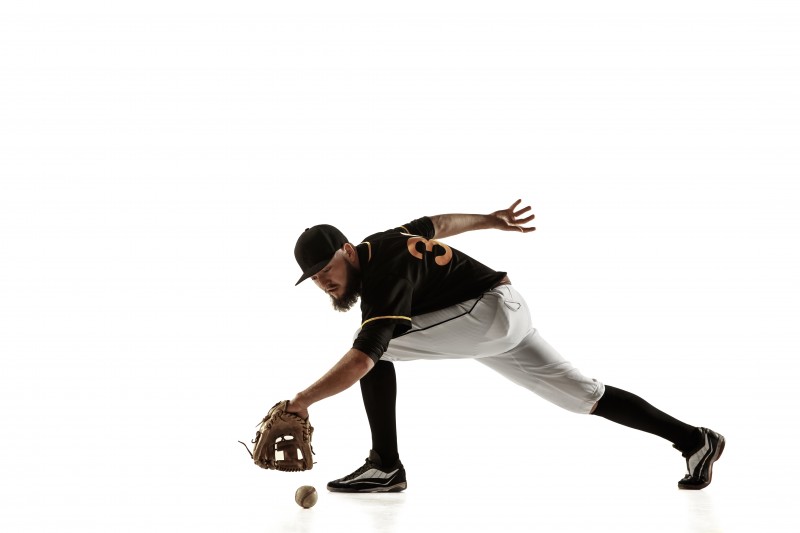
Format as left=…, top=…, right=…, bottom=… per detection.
left=284, top=200, right=724, bottom=492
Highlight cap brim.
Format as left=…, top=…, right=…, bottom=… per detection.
left=294, top=258, right=330, bottom=286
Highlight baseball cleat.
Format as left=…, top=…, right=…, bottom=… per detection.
left=327, top=450, right=407, bottom=493
left=676, top=427, right=725, bottom=490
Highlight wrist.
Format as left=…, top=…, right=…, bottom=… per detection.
left=485, top=212, right=502, bottom=229
left=290, top=392, right=311, bottom=411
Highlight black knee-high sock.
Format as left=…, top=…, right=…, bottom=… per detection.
left=359, top=360, right=399, bottom=465
left=592, top=385, right=700, bottom=452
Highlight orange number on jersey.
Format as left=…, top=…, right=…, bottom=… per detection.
left=406, top=236, right=453, bottom=266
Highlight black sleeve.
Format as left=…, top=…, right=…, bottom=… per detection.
left=354, top=273, right=414, bottom=362
left=352, top=321, right=404, bottom=363
left=397, top=217, right=435, bottom=239
left=363, top=216, right=435, bottom=242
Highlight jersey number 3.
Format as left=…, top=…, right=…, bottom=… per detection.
left=406, top=236, right=453, bottom=266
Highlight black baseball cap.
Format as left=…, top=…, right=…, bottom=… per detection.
left=294, top=224, right=349, bottom=285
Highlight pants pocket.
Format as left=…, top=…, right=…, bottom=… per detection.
left=499, top=286, right=522, bottom=311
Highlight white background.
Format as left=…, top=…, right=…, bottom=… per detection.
left=1, top=1, right=798, bottom=532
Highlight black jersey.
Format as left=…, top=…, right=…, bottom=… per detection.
left=352, top=216, right=506, bottom=362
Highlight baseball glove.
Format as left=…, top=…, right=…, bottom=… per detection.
left=239, top=400, right=314, bottom=472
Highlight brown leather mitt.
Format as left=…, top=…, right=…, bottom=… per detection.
left=240, top=400, right=314, bottom=472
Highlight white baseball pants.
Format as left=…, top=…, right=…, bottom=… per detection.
left=379, top=284, right=605, bottom=414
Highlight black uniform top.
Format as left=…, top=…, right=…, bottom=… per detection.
left=352, top=216, right=506, bottom=362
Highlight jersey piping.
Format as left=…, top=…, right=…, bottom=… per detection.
left=396, top=294, right=484, bottom=337
left=361, top=315, right=412, bottom=328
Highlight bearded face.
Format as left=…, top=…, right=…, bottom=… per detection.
left=329, top=258, right=361, bottom=312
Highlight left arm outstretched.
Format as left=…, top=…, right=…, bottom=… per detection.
left=429, top=199, right=536, bottom=239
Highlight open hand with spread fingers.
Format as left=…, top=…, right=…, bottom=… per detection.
left=490, top=199, right=536, bottom=232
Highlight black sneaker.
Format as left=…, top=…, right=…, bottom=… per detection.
left=327, top=450, right=407, bottom=493
left=676, top=427, right=725, bottom=490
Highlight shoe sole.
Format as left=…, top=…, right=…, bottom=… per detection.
left=327, top=481, right=407, bottom=493
left=678, top=436, right=725, bottom=490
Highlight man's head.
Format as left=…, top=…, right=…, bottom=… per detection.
left=294, top=225, right=362, bottom=311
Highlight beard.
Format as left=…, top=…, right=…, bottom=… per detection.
left=330, top=260, right=362, bottom=312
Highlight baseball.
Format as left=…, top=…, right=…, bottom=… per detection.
left=295, top=485, right=318, bottom=509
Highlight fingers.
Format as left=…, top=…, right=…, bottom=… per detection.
left=514, top=204, right=531, bottom=215
left=510, top=200, right=533, bottom=219
left=502, top=199, right=535, bottom=232
left=501, top=225, right=535, bottom=233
